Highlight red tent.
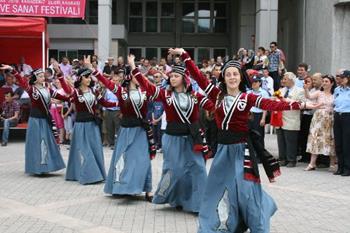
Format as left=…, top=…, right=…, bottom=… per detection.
left=0, top=17, right=49, bottom=69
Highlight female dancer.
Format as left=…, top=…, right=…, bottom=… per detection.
left=129, top=55, right=215, bottom=213
left=59, top=67, right=118, bottom=185
left=1, top=65, right=68, bottom=175
left=169, top=48, right=311, bottom=232
left=92, top=58, right=155, bottom=201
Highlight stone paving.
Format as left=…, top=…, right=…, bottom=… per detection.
left=0, top=134, right=350, bottom=233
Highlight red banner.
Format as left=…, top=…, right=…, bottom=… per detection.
left=0, top=0, right=86, bottom=19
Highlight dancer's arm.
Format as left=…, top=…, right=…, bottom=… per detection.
left=169, top=48, right=220, bottom=103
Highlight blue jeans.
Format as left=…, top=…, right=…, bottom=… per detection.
left=1, top=119, right=18, bottom=143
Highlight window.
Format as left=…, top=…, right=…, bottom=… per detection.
left=213, top=3, right=227, bottom=32
left=129, top=48, right=142, bottom=61
left=146, top=2, right=157, bottom=32
left=129, top=1, right=175, bottom=33
left=181, top=1, right=228, bottom=33
left=161, top=2, right=175, bottom=32
left=129, top=2, right=143, bottom=32
left=198, top=2, right=210, bottom=33
left=182, top=3, right=195, bottom=33
left=145, top=48, right=158, bottom=60
left=49, top=50, right=94, bottom=62
left=198, top=48, right=210, bottom=62
left=213, top=48, right=227, bottom=59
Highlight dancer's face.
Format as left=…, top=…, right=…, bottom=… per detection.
left=81, top=75, right=91, bottom=87
left=224, top=67, right=241, bottom=90
left=169, top=72, right=183, bottom=89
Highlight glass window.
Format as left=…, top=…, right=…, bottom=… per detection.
left=49, top=50, right=58, bottom=61
left=214, top=3, right=226, bottom=17
left=198, top=48, right=210, bottom=62
left=198, top=2, right=210, bottom=17
left=129, top=48, right=142, bottom=61
left=146, top=2, right=157, bottom=17
left=198, top=18, right=210, bottom=33
left=184, top=48, right=195, bottom=59
left=213, top=19, right=227, bottom=33
left=183, top=3, right=195, bottom=17
left=146, top=18, right=157, bottom=32
left=130, top=2, right=142, bottom=16
left=161, top=48, right=169, bottom=60
left=161, top=19, right=174, bottom=32
left=88, top=0, right=98, bottom=24
left=214, top=49, right=227, bottom=59
left=161, top=3, right=174, bottom=17
left=182, top=19, right=195, bottom=33
left=129, top=18, right=143, bottom=32
left=146, top=48, right=158, bottom=60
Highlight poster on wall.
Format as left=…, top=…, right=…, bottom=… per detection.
left=0, top=0, right=86, bottom=18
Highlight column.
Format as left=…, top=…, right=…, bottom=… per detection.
left=255, top=0, right=278, bottom=48
left=98, top=0, right=112, bottom=62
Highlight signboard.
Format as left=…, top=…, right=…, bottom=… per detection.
left=0, top=0, right=86, bottom=18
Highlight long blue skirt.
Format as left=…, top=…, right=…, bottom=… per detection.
left=104, top=126, right=152, bottom=195
left=198, top=143, right=277, bottom=233
left=65, top=121, right=106, bottom=185
left=25, top=117, right=65, bottom=175
left=152, top=134, right=207, bottom=213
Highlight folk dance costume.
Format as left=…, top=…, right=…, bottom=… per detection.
left=93, top=70, right=155, bottom=196
left=132, top=66, right=215, bottom=213
left=59, top=69, right=117, bottom=185
left=14, top=69, right=68, bottom=175
left=181, top=51, right=302, bottom=232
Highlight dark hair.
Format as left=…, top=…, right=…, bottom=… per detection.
left=298, top=63, right=308, bottom=71
left=270, top=41, right=277, bottom=46
left=29, top=69, right=43, bottom=85
left=320, top=75, right=336, bottom=94
left=74, top=68, right=95, bottom=88
left=4, top=90, right=14, bottom=97
left=217, top=68, right=248, bottom=105
left=166, top=74, right=192, bottom=93
left=258, top=46, right=266, bottom=53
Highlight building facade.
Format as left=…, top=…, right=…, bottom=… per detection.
left=47, top=0, right=350, bottom=74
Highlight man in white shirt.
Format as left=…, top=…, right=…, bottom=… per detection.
left=261, top=68, right=274, bottom=96
left=17, top=57, right=33, bottom=76
left=59, top=57, right=72, bottom=77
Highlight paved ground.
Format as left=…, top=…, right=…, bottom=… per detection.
left=1, top=134, right=350, bottom=233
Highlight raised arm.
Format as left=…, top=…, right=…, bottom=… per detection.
left=128, top=54, right=164, bottom=101
left=0, top=65, right=31, bottom=91
left=171, top=48, right=220, bottom=103
left=92, top=70, right=120, bottom=94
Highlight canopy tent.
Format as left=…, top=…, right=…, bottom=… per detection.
left=0, top=17, right=49, bottom=69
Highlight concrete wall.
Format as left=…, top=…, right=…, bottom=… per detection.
left=333, top=3, right=350, bottom=72
left=238, top=0, right=256, bottom=50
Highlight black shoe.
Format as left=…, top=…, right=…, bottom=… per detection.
left=279, top=161, right=288, bottom=166
left=1, top=142, right=7, bottom=146
left=145, top=193, right=153, bottom=203
left=334, top=170, right=343, bottom=175
left=341, top=171, right=350, bottom=177
left=286, top=162, right=296, bottom=168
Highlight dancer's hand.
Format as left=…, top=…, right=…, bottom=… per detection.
left=168, top=48, right=185, bottom=56
left=0, top=64, right=13, bottom=71
left=127, top=54, right=136, bottom=70
left=83, top=55, right=93, bottom=69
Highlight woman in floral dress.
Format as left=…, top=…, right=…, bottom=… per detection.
left=304, top=75, right=337, bottom=171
